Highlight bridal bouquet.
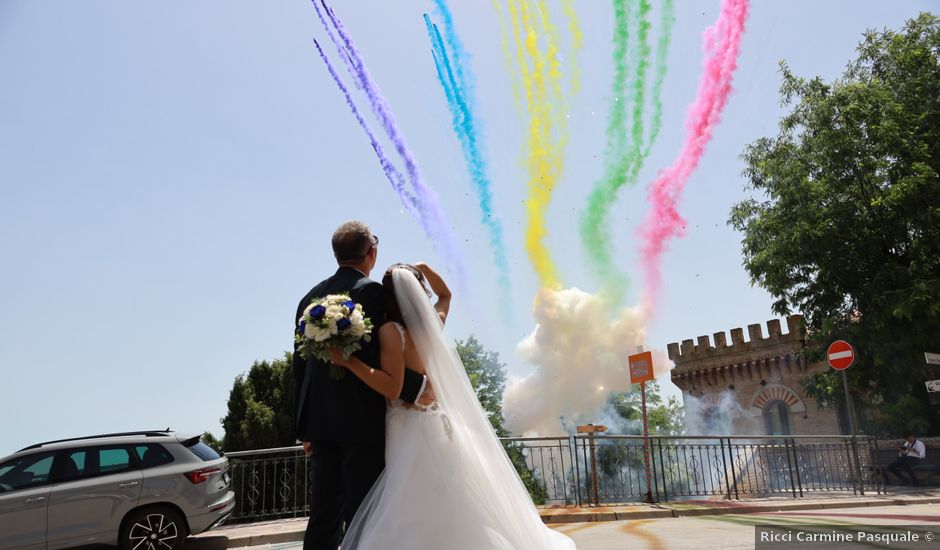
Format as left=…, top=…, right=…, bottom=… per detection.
left=296, top=294, right=373, bottom=379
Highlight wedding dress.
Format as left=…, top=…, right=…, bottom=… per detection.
left=342, top=269, right=575, bottom=549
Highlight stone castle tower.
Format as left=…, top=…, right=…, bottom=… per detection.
left=668, top=315, right=842, bottom=435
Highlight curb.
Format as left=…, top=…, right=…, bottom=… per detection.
left=206, top=495, right=940, bottom=548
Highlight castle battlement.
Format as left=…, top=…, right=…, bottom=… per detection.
left=667, top=315, right=804, bottom=368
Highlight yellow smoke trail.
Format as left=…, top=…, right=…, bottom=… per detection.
left=561, top=0, right=583, bottom=95
left=518, top=0, right=562, bottom=288
left=499, top=0, right=584, bottom=288
left=492, top=0, right=522, bottom=108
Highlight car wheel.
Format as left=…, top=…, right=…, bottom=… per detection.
left=120, top=506, right=187, bottom=550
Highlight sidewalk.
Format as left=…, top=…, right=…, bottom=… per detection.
left=187, top=488, right=940, bottom=549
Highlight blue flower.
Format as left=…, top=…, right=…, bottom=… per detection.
left=337, top=318, right=352, bottom=331
left=299, top=320, right=306, bottom=334
left=344, top=300, right=356, bottom=310
left=309, top=305, right=326, bottom=320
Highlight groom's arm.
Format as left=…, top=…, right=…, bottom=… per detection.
left=400, top=370, right=427, bottom=404
left=357, top=281, right=427, bottom=404
left=292, top=292, right=311, bottom=441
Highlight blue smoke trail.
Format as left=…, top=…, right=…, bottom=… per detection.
left=424, top=5, right=511, bottom=304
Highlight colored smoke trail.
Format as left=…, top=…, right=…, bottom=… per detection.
left=561, top=0, right=584, bottom=95
left=504, top=0, right=579, bottom=289
left=580, top=0, right=648, bottom=305
left=424, top=6, right=512, bottom=304
left=644, top=0, right=675, bottom=159
left=312, top=0, right=468, bottom=284
left=312, top=39, right=419, bottom=219
left=640, top=0, right=749, bottom=312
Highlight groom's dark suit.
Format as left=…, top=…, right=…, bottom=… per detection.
left=293, top=266, right=425, bottom=550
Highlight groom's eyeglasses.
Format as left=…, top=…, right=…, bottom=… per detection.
left=357, top=234, right=378, bottom=259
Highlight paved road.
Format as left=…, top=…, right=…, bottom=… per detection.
left=189, top=503, right=940, bottom=550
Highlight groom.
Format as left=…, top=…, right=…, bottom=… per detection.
left=293, top=220, right=432, bottom=550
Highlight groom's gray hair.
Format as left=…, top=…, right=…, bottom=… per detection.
left=332, top=220, right=376, bottom=263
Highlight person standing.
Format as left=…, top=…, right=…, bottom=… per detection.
left=293, top=221, right=432, bottom=550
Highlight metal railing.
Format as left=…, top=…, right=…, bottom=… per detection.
left=224, top=434, right=884, bottom=522
left=225, top=446, right=310, bottom=522
left=573, top=435, right=884, bottom=505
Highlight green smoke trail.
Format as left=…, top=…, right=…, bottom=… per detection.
left=580, top=0, right=643, bottom=305
left=644, top=0, right=675, bottom=158
left=580, top=0, right=674, bottom=307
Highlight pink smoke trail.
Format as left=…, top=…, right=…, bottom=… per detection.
left=639, top=0, right=749, bottom=313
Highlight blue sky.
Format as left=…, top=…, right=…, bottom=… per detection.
left=1, top=1, right=934, bottom=453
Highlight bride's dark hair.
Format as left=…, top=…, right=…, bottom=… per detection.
left=382, top=263, right=431, bottom=327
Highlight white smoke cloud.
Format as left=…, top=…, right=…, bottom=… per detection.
left=682, top=390, right=758, bottom=436
left=503, top=287, right=671, bottom=436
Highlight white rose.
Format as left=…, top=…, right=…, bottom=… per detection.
left=304, top=323, right=317, bottom=339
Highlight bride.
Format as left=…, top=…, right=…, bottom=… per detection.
left=329, top=263, right=575, bottom=549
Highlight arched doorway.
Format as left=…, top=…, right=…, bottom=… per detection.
left=763, top=400, right=792, bottom=435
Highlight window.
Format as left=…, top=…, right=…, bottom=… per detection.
left=185, top=441, right=221, bottom=462
left=763, top=400, right=792, bottom=436
left=0, top=452, right=55, bottom=492
left=57, top=446, right=134, bottom=482
left=133, top=444, right=175, bottom=469
left=99, top=447, right=132, bottom=473
left=60, top=450, right=90, bottom=481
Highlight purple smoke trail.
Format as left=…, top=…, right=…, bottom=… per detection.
left=313, top=0, right=468, bottom=284
left=312, top=39, right=419, bottom=218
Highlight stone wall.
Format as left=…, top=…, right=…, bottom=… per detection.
left=669, top=315, right=843, bottom=436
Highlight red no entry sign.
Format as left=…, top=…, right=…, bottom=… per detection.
left=827, top=340, right=855, bottom=370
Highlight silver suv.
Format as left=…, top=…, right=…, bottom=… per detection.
left=0, top=430, right=234, bottom=550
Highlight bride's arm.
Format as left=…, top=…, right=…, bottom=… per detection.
left=415, top=262, right=451, bottom=324
left=329, top=323, right=405, bottom=400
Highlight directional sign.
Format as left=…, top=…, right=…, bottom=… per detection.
left=926, top=380, right=940, bottom=393
left=628, top=351, right=654, bottom=384
left=926, top=352, right=940, bottom=366
left=827, top=340, right=855, bottom=371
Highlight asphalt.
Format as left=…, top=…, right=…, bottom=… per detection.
left=184, top=488, right=940, bottom=549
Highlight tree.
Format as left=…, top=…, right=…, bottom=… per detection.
left=456, top=337, right=549, bottom=505
left=596, top=382, right=684, bottom=478
left=202, top=431, right=224, bottom=454
left=729, top=13, right=940, bottom=435
left=221, top=352, right=296, bottom=451
left=606, top=381, right=684, bottom=437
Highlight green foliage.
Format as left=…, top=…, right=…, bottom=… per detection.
left=607, top=381, right=685, bottom=437
left=597, top=381, right=684, bottom=477
left=456, top=336, right=549, bottom=505
left=730, top=13, right=940, bottom=435
left=202, top=431, right=224, bottom=454
left=221, top=352, right=296, bottom=452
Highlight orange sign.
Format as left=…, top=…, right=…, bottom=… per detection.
left=628, top=351, right=654, bottom=384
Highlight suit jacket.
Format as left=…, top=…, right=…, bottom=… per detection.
left=293, top=266, right=424, bottom=443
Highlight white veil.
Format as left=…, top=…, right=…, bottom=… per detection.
left=385, top=268, right=574, bottom=549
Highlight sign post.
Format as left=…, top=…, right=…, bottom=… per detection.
left=628, top=349, right=655, bottom=503
left=827, top=340, right=857, bottom=435
left=576, top=424, right=607, bottom=506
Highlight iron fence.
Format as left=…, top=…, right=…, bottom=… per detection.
left=573, top=435, right=884, bottom=504
left=224, top=434, right=884, bottom=522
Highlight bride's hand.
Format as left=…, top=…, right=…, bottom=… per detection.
left=329, top=348, right=349, bottom=367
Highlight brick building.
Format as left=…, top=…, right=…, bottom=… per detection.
left=668, top=315, right=844, bottom=436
